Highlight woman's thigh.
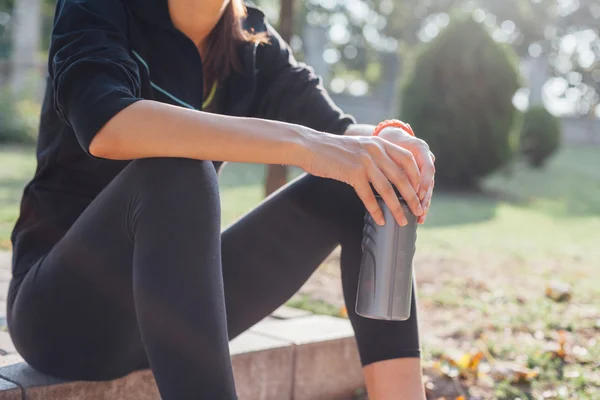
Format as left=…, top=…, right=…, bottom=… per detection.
left=221, top=173, right=364, bottom=338
left=8, top=158, right=222, bottom=380
left=8, top=171, right=146, bottom=380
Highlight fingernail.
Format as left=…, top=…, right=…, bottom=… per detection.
left=417, top=204, right=424, bottom=216
left=401, top=216, right=408, bottom=226
left=378, top=216, right=386, bottom=226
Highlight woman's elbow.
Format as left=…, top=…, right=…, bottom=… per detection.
left=88, top=125, right=124, bottom=159
left=88, top=104, right=139, bottom=159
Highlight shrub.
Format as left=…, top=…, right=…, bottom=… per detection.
left=0, top=88, right=38, bottom=145
left=401, top=13, right=521, bottom=188
left=520, top=106, right=561, bottom=168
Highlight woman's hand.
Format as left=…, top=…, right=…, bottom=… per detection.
left=377, top=126, right=435, bottom=224
left=302, top=133, right=424, bottom=227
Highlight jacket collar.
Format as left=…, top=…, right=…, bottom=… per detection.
left=126, top=0, right=178, bottom=31
left=124, top=1, right=262, bottom=115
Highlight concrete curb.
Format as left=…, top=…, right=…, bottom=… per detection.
left=0, top=378, right=20, bottom=400
left=0, top=312, right=364, bottom=400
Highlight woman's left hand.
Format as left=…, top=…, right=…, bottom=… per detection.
left=377, top=126, right=435, bottom=224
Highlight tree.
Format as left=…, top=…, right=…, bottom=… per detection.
left=300, top=0, right=600, bottom=115
left=9, top=0, right=42, bottom=97
left=401, top=15, right=521, bottom=188
left=264, top=0, right=295, bottom=196
left=520, top=106, right=562, bottom=168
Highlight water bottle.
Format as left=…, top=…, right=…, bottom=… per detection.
left=355, top=193, right=418, bottom=321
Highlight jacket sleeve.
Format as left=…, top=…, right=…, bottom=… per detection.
left=251, top=23, right=356, bottom=135
left=49, top=0, right=143, bottom=154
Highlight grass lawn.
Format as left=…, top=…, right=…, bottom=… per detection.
left=1, top=145, right=599, bottom=399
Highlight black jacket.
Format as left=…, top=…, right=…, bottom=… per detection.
left=11, top=0, right=355, bottom=277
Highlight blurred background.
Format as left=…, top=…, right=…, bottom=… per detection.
left=0, top=0, right=598, bottom=399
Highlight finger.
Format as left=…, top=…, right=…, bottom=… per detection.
left=422, top=182, right=434, bottom=214
left=378, top=156, right=423, bottom=217
left=418, top=183, right=434, bottom=224
left=417, top=149, right=436, bottom=201
left=367, top=164, right=408, bottom=226
left=353, top=179, right=385, bottom=226
left=382, top=142, right=420, bottom=192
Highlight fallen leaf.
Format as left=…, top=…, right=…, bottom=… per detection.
left=489, top=361, right=539, bottom=384
left=339, top=306, right=348, bottom=318
left=439, top=349, right=485, bottom=379
left=547, top=330, right=568, bottom=360
left=545, top=281, right=572, bottom=302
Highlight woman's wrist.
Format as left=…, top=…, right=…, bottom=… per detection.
left=289, top=125, right=326, bottom=169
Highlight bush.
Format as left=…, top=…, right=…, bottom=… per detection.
left=0, top=88, right=38, bottom=145
left=520, top=106, right=561, bottom=168
left=401, top=14, right=521, bottom=188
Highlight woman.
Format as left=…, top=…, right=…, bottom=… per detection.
left=7, top=0, right=435, bottom=398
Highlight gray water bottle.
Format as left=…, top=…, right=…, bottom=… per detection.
left=355, top=194, right=417, bottom=321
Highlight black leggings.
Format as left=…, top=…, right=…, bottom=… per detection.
left=7, top=158, right=419, bottom=400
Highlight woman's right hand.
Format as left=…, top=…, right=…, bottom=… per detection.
left=302, top=132, right=424, bottom=227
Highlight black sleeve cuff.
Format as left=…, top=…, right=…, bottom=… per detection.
left=54, top=59, right=143, bottom=156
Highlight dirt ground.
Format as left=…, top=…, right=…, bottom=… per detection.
left=295, top=247, right=600, bottom=400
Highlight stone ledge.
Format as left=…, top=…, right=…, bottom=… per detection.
left=252, top=315, right=364, bottom=400
left=0, top=377, right=20, bottom=400
left=230, top=331, right=294, bottom=400
left=0, top=315, right=364, bottom=400
left=0, top=363, right=160, bottom=400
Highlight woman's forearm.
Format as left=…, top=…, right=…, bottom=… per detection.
left=89, top=100, right=313, bottom=165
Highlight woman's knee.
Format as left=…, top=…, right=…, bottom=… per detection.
left=317, top=176, right=364, bottom=232
left=291, top=175, right=364, bottom=243
left=131, top=157, right=217, bottom=185
left=128, top=158, right=218, bottom=199
left=123, top=158, right=220, bottom=224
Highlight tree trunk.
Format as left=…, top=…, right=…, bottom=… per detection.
left=264, top=0, right=294, bottom=197
left=10, top=0, right=42, bottom=98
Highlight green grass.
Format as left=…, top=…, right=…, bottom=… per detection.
left=286, top=294, right=342, bottom=317
left=407, top=147, right=599, bottom=399
left=0, top=146, right=36, bottom=247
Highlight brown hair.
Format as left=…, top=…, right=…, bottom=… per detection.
left=202, top=0, right=267, bottom=86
